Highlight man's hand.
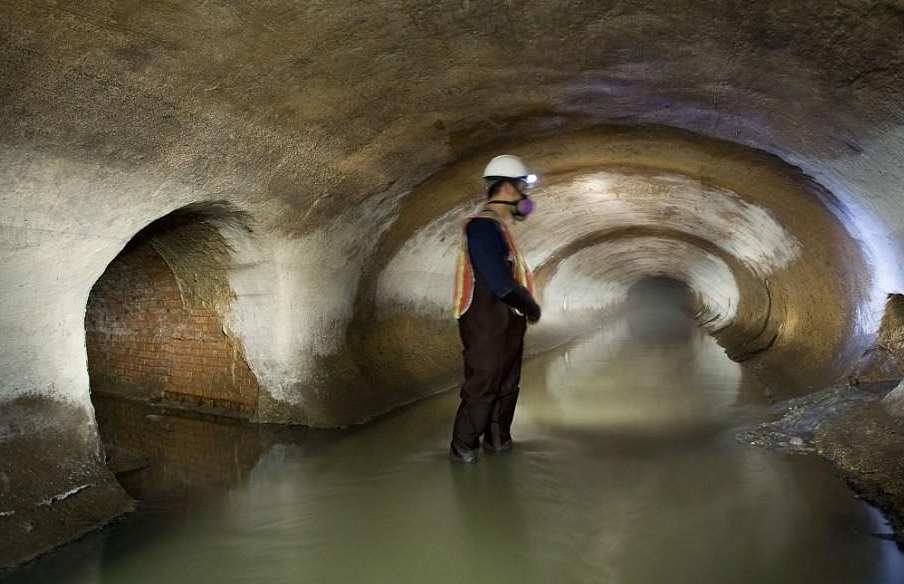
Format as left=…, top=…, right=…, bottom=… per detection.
left=501, top=285, right=541, bottom=323
left=525, top=303, right=541, bottom=323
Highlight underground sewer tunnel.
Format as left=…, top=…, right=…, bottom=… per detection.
left=61, top=132, right=904, bottom=575
left=81, top=129, right=878, bottom=427
left=4, top=0, right=904, bottom=578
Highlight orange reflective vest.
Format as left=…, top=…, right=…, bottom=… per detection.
left=452, top=212, right=535, bottom=319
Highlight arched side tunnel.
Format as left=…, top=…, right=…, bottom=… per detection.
left=85, top=203, right=261, bottom=414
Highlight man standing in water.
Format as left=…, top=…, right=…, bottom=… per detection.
left=450, top=154, right=542, bottom=463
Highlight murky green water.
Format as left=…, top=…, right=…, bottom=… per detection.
left=5, top=309, right=904, bottom=583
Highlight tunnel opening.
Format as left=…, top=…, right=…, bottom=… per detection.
left=85, top=202, right=260, bottom=419
left=84, top=202, right=263, bottom=498
left=624, top=276, right=697, bottom=341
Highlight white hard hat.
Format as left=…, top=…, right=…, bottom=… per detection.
left=483, top=154, right=529, bottom=181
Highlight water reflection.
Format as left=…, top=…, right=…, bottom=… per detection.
left=526, top=310, right=741, bottom=435
left=4, top=310, right=904, bottom=583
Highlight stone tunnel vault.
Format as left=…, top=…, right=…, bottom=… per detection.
left=85, top=202, right=261, bottom=416
left=355, top=127, right=879, bottom=405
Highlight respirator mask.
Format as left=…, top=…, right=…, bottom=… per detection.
left=491, top=179, right=536, bottom=221
left=495, top=195, right=535, bottom=221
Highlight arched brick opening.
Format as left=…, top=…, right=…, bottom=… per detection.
left=85, top=203, right=260, bottom=415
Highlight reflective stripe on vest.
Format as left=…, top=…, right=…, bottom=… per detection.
left=452, top=213, right=534, bottom=319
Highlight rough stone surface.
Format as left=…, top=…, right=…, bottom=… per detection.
left=815, top=400, right=904, bottom=547
left=737, top=384, right=904, bottom=545
left=0, top=397, right=133, bottom=570
left=736, top=385, right=880, bottom=454
left=851, top=294, right=904, bottom=387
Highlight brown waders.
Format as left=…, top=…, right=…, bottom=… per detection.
left=451, top=274, right=527, bottom=457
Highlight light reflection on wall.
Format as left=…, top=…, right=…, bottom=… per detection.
left=538, top=237, right=740, bottom=332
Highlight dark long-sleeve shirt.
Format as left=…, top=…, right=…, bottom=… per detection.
left=466, top=218, right=517, bottom=297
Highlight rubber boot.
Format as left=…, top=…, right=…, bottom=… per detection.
left=449, top=440, right=478, bottom=463
left=483, top=401, right=513, bottom=453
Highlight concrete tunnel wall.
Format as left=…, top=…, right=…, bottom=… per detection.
left=2, top=0, right=904, bottom=567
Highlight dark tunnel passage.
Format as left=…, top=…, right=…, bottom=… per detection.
left=624, top=276, right=697, bottom=341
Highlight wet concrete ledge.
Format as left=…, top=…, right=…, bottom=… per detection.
left=0, top=397, right=134, bottom=571
left=738, top=383, right=904, bottom=547
left=0, top=392, right=277, bottom=570
left=90, top=389, right=255, bottom=425
left=816, top=400, right=904, bottom=548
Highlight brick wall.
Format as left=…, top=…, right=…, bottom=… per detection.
left=85, top=239, right=260, bottom=413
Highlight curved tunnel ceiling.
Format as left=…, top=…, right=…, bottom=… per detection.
left=1, top=1, right=903, bottom=426
left=364, top=128, right=873, bottom=414
left=3, top=2, right=903, bottom=232
left=543, top=236, right=741, bottom=330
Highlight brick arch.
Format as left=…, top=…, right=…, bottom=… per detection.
left=85, top=219, right=260, bottom=415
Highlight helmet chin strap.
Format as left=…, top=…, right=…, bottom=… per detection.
left=486, top=199, right=519, bottom=217
left=488, top=197, right=534, bottom=220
